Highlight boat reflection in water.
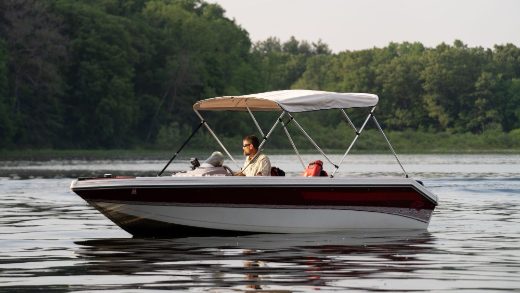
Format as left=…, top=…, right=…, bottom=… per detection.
left=75, top=231, right=434, bottom=291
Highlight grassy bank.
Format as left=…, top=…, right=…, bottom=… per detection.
left=354, top=129, right=520, bottom=154
left=1, top=129, right=520, bottom=161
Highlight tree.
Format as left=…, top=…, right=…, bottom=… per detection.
left=0, top=38, right=14, bottom=147
left=503, top=78, right=520, bottom=131
left=54, top=1, right=137, bottom=147
left=463, top=72, right=501, bottom=132
left=1, top=0, right=519, bottom=149
left=376, top=43, right=429, bottom=130
left=292, top=55, right=333, bottom=90
left=254, top=37, right=283, bottom=54
left=0, top=0, right=67, bottom=147
left=421, top=41, right=490, bottom=131
left=253, top=36, right=331, bottom=91
left=139, top=0, right=254, bottom=139
left=493, top=44, right=520, bottom=79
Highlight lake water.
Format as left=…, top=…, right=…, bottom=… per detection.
left=1, top=154, right=519, bottom=292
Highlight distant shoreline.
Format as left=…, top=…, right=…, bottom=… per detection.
left=1, top=148, right=519, bottom=161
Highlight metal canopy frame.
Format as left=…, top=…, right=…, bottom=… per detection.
left=159, top=104, right=409, bottom=178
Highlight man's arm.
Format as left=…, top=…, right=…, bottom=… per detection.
left=256, top=156, right=271, bottom=176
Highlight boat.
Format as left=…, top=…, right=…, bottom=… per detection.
left=70, top=90, right=438, bottom=237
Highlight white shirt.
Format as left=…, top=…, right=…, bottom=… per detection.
left=242, top=153, right=271, bottom=176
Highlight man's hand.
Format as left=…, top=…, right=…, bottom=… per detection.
left=234, top=171, right=245, bottom=176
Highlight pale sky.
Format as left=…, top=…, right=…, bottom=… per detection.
left=208, top=0, right=520, bottom=52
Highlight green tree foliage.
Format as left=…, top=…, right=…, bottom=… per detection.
left=140, top=0, right=253, bottom=123
left=0, top=0, right=519, bottom=150
left=252, top=36, right=332, bottom=91
left=0, top=38, right=13, bottom=147
left=0, top=0, right=67, bottom=147
left=54, top=1, right=138, bottom=147
left=47, top=0, right=255, bottom=147
left=375, top=43, right=429, bottom=130
left=293, top=40, right=520, bottom=135
left=421, top=41, right=492, bottom=131
left=504, top=78, right=520, bottom=130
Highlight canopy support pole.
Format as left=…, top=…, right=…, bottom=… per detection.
left=241, top=111, right=285, bottom=174
left=157, top=121, right=204, bottom=176
left=372, top=115, right=409, bottom=178
left=331, top=107, right=375, bottom=178
left=340, top=109, right=358, bottom=133
left=194, top=109, right=240, bottom=169
left=257, top=111, right=285, bottom=151
left=247, top=106, right=265, bottom=138
left=280, top=116, right=306, bottom=170
left=287, top=113, right=338, bottom=170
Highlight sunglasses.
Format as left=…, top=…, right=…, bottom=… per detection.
left=242, top=144, right=251, bottom=148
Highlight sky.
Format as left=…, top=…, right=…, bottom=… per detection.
left=207, top=0, right=520, bottom=52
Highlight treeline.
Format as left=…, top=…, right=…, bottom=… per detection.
left=1, top=0, right=520, bottom=150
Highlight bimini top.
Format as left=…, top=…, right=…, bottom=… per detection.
left=193, top=90, right=379, bottom=113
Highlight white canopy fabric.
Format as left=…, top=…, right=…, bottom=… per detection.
left=193, top=90, right=379, bottom=112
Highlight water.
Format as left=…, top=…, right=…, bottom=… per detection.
left=1, top=154, right=519, bottom=292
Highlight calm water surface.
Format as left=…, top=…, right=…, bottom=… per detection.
left=1, top=154, right=519, bottom=292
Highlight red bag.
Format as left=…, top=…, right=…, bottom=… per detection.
left=303, top=160, right=328, bottom=177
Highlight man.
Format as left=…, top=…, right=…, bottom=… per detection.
left=235, top=135, right=271, bottom=176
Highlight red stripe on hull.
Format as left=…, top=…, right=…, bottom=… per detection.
left=74, top=185, right=436, bottom=210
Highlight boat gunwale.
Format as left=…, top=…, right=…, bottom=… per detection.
left=71, top=177, right=438, bottom=205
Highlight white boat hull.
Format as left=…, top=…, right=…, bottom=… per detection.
left=91, top=201, right=430, bottom=234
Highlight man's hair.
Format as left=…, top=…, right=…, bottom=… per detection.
left=243, top=135, right=260, bottom=150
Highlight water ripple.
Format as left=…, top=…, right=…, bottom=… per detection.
left=1, top=156, right=520, bottom=291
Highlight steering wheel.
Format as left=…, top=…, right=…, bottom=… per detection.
left=223, top=165, right=234, bottom=176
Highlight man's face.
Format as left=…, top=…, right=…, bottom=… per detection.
left=242, top=139, right=253, bottom=156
